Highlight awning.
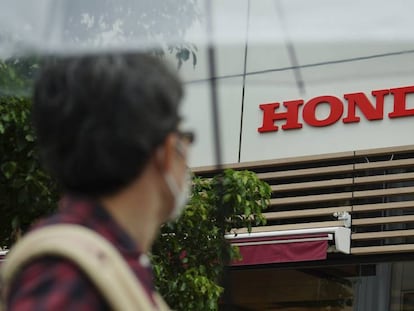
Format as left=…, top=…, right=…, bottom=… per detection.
left=226, top=227, right=350, bottom=266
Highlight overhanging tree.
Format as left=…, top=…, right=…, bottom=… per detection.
left=0, top=59, right=59, bottom=247
left=152, top=170, right=271, bottom=310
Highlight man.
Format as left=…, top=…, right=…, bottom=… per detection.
left=5, top=53, right=192, bottom=310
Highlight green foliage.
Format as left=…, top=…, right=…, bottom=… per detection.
left=219, top=170, right=270, bottom=232
left=0, top=58, right=38, bottom=98
left=0, top=59, right=59, bottom=247
left=168, top=43, right=198, bottom=69
left=59, top=1, right=199, bottom=70
left=152, top=169, right=271, bottom=311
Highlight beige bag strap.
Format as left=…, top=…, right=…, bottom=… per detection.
left=0, top=224, right=170, bottom=311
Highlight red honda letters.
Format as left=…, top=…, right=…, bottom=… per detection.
left=258, top=85, right=414, bottom=133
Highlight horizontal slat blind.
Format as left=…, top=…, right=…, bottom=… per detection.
left=193, top=144, right=414, bottom=257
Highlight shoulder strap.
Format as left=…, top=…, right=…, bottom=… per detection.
left=0, top=224, right=170, bottom=311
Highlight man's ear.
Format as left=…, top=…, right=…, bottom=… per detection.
left=154, top=133, right=176, bottom=172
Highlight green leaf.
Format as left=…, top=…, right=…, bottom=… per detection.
left=192, top=51, right=197, bottom=68
left=236, top=194, right=242, bottom=203
left=1, top=113, right=10, bottom=122
left=223, top=193, right=232, bottom=203
left=25, top=134, right=34, bottom=142
left=1, top=161, right=17, bottom=179
left=245, top=206, right=251, bottom=216
left=11, top=216, right=20, bottom=229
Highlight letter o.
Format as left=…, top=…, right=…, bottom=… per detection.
left=303, top=96, right=344, bottom=127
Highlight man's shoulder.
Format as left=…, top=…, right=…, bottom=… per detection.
left=6, top=205, right=112, bottom=311
left=7, top=255, right=110, bottom=310
left=31, top=210, right=80, bottom=230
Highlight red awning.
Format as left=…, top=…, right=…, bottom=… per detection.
left=230, top=233, right=330, bottom=266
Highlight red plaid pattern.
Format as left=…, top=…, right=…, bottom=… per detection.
left=6, top=196, right=157, bottom=310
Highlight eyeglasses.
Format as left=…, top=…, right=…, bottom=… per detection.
left=175, top=130, right=194, bottom=159
left=177, top=130, right=195, bottom=144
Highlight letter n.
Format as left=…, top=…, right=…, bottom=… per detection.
left=343, top=89, right=389, bottom=123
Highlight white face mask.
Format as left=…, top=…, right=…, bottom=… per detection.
left=164, top=169, right=192, bottom=220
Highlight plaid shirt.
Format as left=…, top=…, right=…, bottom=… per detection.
left=6, top=196, right=157, bottom=310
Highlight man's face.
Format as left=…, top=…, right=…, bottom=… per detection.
left=175, top=130, right=194, bottom=167
left=170, top=130, right=193, bottom=190
left=157, top=129, right=194, bottom=221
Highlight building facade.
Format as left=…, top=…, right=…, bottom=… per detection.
left=177, top=1, right=414, bottom=310
left=194, top=145, right=414, bottom=310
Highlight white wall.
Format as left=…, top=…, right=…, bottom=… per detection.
left=171, top=0, right=414, bottom=167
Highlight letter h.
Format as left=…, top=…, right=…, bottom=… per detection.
left=258, top=100, right=303, bottom=133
